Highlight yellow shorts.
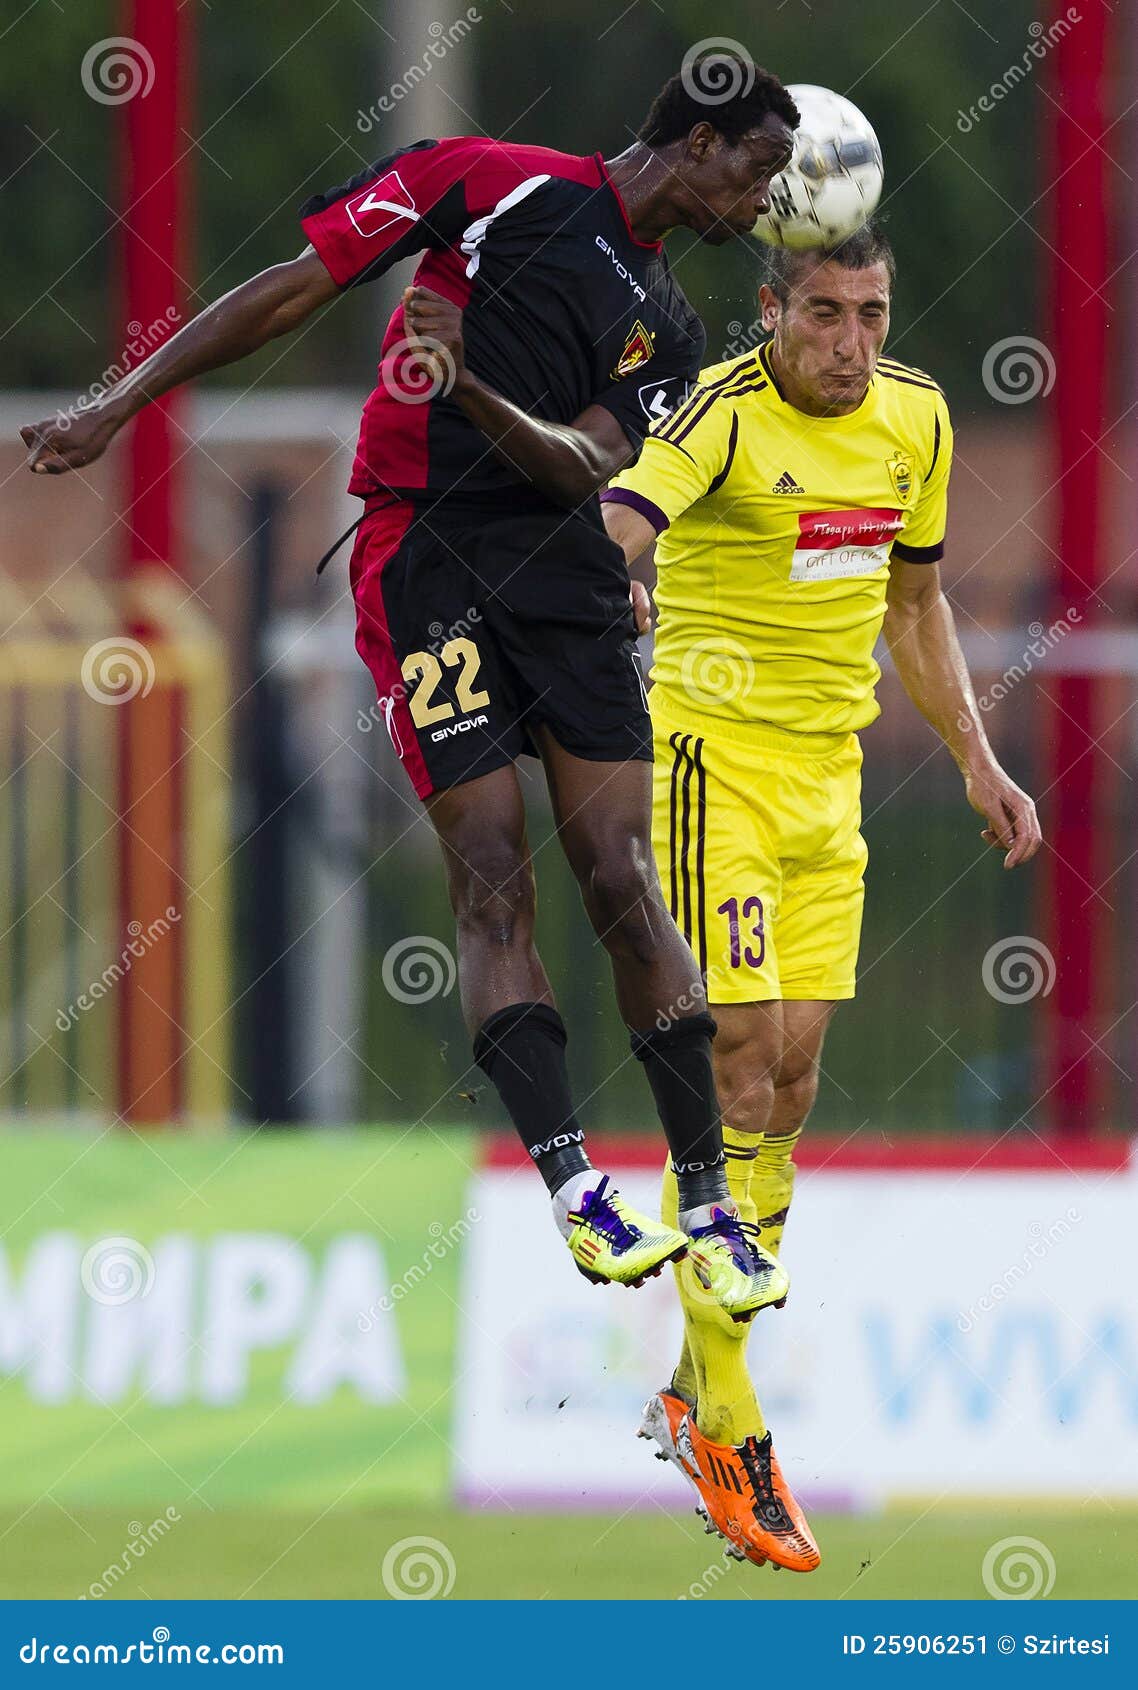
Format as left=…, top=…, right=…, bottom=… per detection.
left=651, top=696, right=868, bottom=1005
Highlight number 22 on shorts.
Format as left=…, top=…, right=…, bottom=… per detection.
left=401, top=636, right=489, bottom=728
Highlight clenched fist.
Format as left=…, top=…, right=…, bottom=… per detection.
left=20, top=405, right=122, bottom=475
left=402, top=285, right=466, bottom=391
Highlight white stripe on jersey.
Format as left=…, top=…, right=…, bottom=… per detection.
left=460, top=174, right=551, bottom=278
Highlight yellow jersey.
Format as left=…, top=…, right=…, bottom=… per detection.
left=603, top=339, right=952, bottom=736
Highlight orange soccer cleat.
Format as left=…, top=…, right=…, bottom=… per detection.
left=638, top=1387, right=821, bottom=1573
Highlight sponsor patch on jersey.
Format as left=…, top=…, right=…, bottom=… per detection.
left=613, top=319, right=655, bottom=379
left=346, top=170, right=419, bottom=239
left=886, top=451, right=914, bottom=504
left=637, top=376, right=682, bottom=423
left=789, top=507, right=903, bottom=583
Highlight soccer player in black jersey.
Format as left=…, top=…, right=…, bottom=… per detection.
left=22, top=60, right=799, bottom=1316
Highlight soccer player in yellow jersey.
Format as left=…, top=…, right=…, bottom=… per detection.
left=601, top=222, right=1041, bottom=1572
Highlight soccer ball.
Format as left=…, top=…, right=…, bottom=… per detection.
left=752, top=84, right=883, bottom=250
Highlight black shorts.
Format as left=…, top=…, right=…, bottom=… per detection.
left=349, top=496, right=651, bottom=799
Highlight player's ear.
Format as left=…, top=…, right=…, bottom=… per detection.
left=758, top=283, right=780, bottom=333
left=685, top=120, right=717, bottom=162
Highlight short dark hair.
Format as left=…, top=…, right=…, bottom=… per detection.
left=639, top=55, right=799, bottom=147
left=764, top=220, right=896, bottom=304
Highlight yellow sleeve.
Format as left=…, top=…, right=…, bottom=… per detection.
left=894, top=395, right=953, bottom=562
left=601, top=384, right=738, bottom=535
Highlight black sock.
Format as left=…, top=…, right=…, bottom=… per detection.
left=473, top=1002, right=592, bottom=1194
left=631, top=1012, right=729, bottom=1211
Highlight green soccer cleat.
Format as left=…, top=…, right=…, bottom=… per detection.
left=683, top=1201, right=790, bottom=1322
left=564, top=1175, right=689, bottom=1288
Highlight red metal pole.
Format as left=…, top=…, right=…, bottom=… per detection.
left=116, top=0, right=194, bottom=1123
left=120, top=0, right=192, bottom=576
left=1042, top=0, right=1113, bottom=1135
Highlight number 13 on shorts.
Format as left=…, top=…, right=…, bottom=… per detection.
left=717, top=895, right=765, bottom=969
left=651, top=718, right=867, bottom=1007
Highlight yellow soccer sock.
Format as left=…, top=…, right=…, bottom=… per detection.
left=662, top=1147, right=766, bottom=1442
left=747, top=1128, right=802, bottom=1258
left=660, top=1156, right=698, bottom=1403
left=723, top=1135, right=760, bottom=1225
left=690, top=1129, right=800, bottom=1440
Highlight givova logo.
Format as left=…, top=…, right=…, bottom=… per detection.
left=0, top=1233, right=406, bottom=1407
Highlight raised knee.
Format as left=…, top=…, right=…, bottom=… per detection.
left=447, top=836, right=535, bottom=944
left=581, top=846, right=658, bottom=949
left=771, top=1063, right=820, bottom=1129
left=714, top=1035, right=777, bottom=1134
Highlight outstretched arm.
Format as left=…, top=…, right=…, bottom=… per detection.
left=21, top=247, right=339, bottom=474
left=883, top=557, right=1042, bottom=868
left=403, top=285, right=635, bottom=508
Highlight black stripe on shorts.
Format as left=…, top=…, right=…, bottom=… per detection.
left=667, top=732, right=707, bottom=980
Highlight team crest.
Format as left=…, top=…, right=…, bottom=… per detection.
left=613, top=319, right=655, bottom=378
left=886, top=451, right=914, bottom=504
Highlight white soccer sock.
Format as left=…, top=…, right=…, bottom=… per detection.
left=678, top=1196, right=738, bottom=1236
left=551, top=1169, right=601, bottom=1239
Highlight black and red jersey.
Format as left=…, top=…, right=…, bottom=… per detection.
left=300, top=136, right=705, bottom=504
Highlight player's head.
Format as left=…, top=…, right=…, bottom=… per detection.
left=638, top=56, right=798, bottom=243
left=758, top=222, right=895, bottom=415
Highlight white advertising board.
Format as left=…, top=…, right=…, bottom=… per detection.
left=453, top=1154, right=1138, bottom=1509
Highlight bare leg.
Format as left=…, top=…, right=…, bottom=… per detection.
left=426, top=765, right=552, bottom=1034
left=536, top=728, right=729, bottom=1210
left=712, top=999, right=836, bottom=1140
left=535, top=728, right=705, bottom=1026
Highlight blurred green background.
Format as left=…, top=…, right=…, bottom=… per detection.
left=5, top=1, right=1121, bottom=1140
left=5, top=0, right=1044, bottom=407
left=353, top=701, right=1053, bottom=1137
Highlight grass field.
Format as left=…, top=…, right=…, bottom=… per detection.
left=4, top=1504, right=1135, bottom=1601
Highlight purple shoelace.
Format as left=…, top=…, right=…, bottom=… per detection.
left=571, top=1175, right=642, bottom=1253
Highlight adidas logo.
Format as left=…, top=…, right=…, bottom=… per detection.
left=772, top=470, right=804, bottom=495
